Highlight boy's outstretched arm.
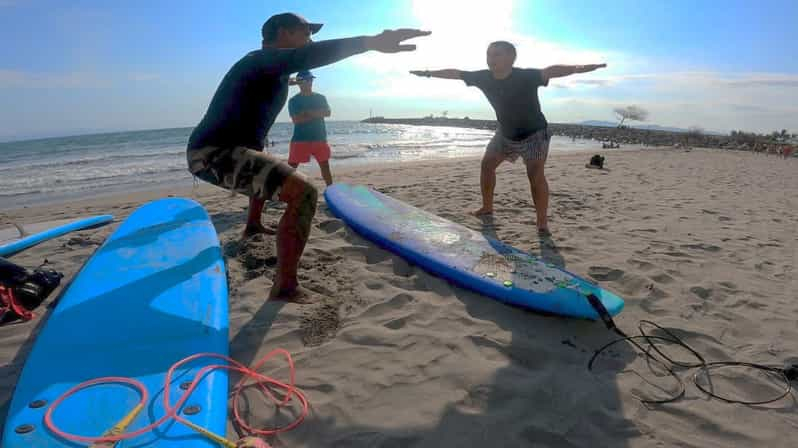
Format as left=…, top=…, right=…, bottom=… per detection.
left=409, top=69, right=464, bottom=80
left=542, top=63, right=607, bottom=82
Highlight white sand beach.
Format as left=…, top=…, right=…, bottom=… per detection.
left=1, top=147, right=796, bottom=447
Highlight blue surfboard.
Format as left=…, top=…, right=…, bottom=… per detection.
left=0, top=214, right=114, bottom=257
left=324, top=183, right=624, bottom=320
left=2, top=198, right=228, bottom=447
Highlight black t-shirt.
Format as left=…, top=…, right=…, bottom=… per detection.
left=462, top=68, right=549, bottom=141
left=188, top=38, right=367, bottom=150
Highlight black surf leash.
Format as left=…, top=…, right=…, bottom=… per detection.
left=585, top=293, right=796, bottom=405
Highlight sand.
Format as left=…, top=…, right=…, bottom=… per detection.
left=1, top=147, right=796, bottom=447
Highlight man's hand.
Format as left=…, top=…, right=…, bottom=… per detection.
left=288, top=77, right=299, bottom=86
left=409, top=70, right=429, bottom=77
left=586, top=63, right=607, bottom=71
left=365, top=29, right=431, bottom=53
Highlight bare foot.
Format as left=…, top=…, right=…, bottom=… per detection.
left=242, top=223, right=276, bottom=239
left=470, top=207, right=494, bottom=217
left=268, top=284, right=315, bottom=303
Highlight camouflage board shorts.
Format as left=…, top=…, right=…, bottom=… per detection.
left=187, top=146, right=295, bottom=201
left=487, top=127, right=551, bottom=163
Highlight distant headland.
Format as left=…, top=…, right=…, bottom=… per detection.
left=361, top=116, right=795, bottom=154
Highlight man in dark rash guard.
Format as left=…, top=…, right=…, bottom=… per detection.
left=187, top=13, right=430, bottom=302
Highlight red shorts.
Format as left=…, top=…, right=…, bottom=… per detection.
left=288, top=141, right=331, bottom=164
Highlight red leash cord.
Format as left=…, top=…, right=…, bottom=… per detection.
left=43, top=350, right=309, bottom=445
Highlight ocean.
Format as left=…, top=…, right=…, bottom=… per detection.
left=0, top=122, right=599, bottom=210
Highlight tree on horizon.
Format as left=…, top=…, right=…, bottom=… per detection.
left=687, top=126, right=704, bottom=146
left=614, top=106, right=649, bottom=128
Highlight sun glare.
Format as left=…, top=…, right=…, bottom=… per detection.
left=411, top=0, right=514, bottom=35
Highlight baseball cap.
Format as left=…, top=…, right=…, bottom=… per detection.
left=261, top=13, right=323, bottom=42
left=296, top=70, right=315, bottom=81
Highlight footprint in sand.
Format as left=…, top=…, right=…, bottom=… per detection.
left=308, top=247, right=341, bottom=263
left=681, top=243, right=721, bottom=252
left=359, top=293, right=416, bottom=319
left=318, top=218, right=344, bottom=234
left=363, top=279, right=384, bottom=290
left=64, top=236, right=100, bottom=248
left=663, top=249, right=690, bottom=257
left=588, top=266, right=625, bottom=281
left=628, top=258, right=656, bottom=271
left=689, top=286, right=712, bottom=299
left=384, top=315, right=410, bottom=330
left=639, top=294, right=669, bottom=316
left=650, top=273, right=675, bottom=284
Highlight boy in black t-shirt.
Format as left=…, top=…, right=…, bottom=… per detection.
left=411, top=41, right=606, bottom=235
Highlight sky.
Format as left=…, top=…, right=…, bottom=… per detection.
left=1, top=0, right=796, bottom=140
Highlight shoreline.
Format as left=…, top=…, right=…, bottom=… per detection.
left=1, top=146, right=623, bottom=214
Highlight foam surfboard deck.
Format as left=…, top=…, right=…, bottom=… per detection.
left=2, top=198, right=228, bottom=447
left=324, top=183, right=624, bottom=319
left=0, top=215, right=114, bottom=257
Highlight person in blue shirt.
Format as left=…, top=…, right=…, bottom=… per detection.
left=187, top=12, right=429, bottom=301
left=288, top=70, right=334, bottom=185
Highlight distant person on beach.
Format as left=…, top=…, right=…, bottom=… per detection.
left=288, top=70, right=334, bottom=185
left=410, top=41, right=605, bottom=235
left=187, top=12, right=429, bottom=301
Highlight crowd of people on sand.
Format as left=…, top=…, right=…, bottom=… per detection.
left=186, top=12, right=608, bottom=304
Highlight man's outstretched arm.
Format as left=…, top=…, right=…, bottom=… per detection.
left=267, top=29, right=431, bottom=75
left=542, top=64, right=607, bottom=82
left=409, top=69, right=464, bottom=79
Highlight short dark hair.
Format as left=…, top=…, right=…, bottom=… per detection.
left=488, top=41, right=517, bottom=58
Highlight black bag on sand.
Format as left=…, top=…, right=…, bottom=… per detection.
left=0, top=257, right=63, bottom=323
left=587, top=154, right=605, bottom=169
